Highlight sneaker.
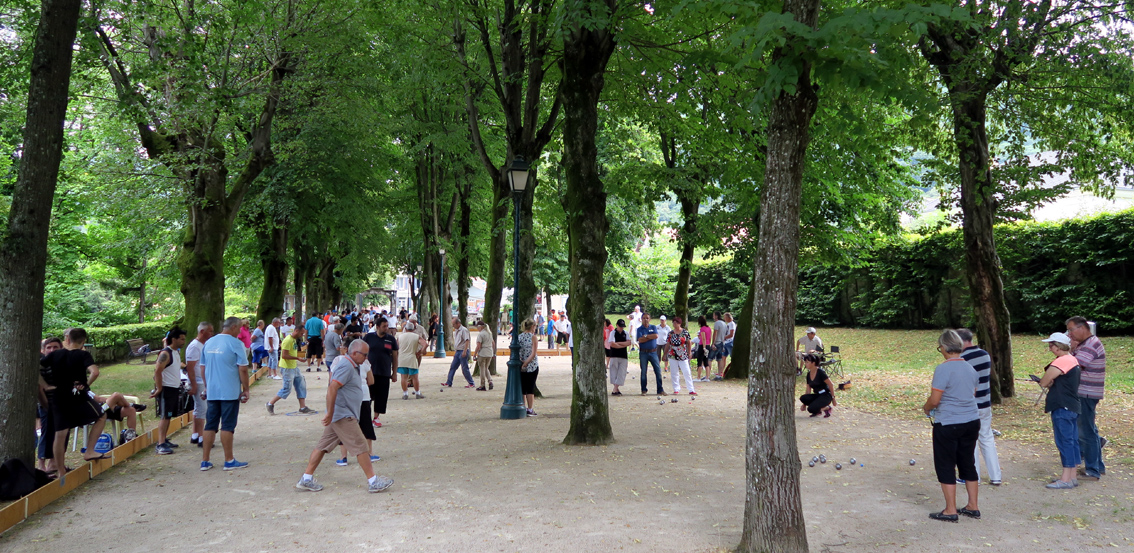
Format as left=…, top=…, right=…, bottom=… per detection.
left=132, top=403, right=147, bottom=412
left=121, top=429, right=137, bottom=444
left=298, top=406, right=314, bottom=414
left=689, top=392, right=697, bottom=396
left=526, top=409, right=538, bottom=416
left=156, top=444, right=173, bottom=455
left=713, top=376, right=723, bottom=381
left=335, top=458, right=348, bottom=467
left=476, top=386, right=487, bottom=391
left=372, top=418, right=382, bottom=428
left=464, top=384, right=476, bottom=389
left=989, top=480, right=1002, bottom=486
left=956, top=478, right=965, bottom=484
left=489, top=382, right=494, bottom=390
left=415, top=392, right=425, bottom=399
left=369, top=455, right=381, bottom=462
left=368, top=476, right=394, bottom=493
left=162, top=440, right=179, bottom=448
left=222, top=459, right=249, bottom=471
left=823, top=407, right=832, bottom=418
left=305, top=368, right=311, bottom=373
left=296, top=478, right=323, bottom=492
left=658, top=391, right=668, bottom=396
left=1100, top=436, right=1108, bottom=449
left=1046, top=479, right=1075, bottom=489
left=266, top=402, right=275, bottom=415
left=402, top=392, right=410, bottom=400
left=440, top=382, right=452, bottom=387
left=200, top=461, right=213, bottom=471
left=190, top=436, right=199, bottom=445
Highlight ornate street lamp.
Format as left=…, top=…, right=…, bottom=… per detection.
left=435, top=248, right=447, bottom=358
left=501, top=156, right=530, bottom=419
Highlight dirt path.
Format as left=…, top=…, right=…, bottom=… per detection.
left=1, top=355, right=1131, bottom=552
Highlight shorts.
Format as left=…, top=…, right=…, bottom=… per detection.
left=104, top=405, right=125, bottom=422
left=709, top=344, right=724, bottom=360
left=396, top=367, right=419, bottom=376
left=49, top=391, right=103, bottom=431
left=520, top=368, right=539, bottom=395
left=557, top=334, right=569, bottom=345
left=608, top=358, right=628, bottom=386
left=723, top=342, right=733, bottom=357
left=931, top=419, right=980, bottom=484
left=252, top=347, right=269, bottom=364
left=159, top=386, right=181, bottom=420
left=306, top=337, right=324, bottom=357
left=204, top=399, right=240, bottom=433
left=192, top=379, right=207, bottom=420
left=359, top=401, right=376, bottom=441
left=315, top=417, right=368, bottom=457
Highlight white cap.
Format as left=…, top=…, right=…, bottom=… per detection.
left=1042, top=332, right=1071, bottom=346
left=806, top=327, right=817, bottom=334
left=659, top=315, right=666, bottom=320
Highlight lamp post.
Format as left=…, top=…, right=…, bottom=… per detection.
left=501, top=156, right=530, bottom=419
left=434, top=249, right=447, bottom=358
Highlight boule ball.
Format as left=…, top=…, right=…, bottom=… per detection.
left=812, top=456, right=819, bottom=463
left=909, top=459, right=916, bottom=466
left=835, top=463, right=842, bottom=470
left=808, top=460, right=815, bottom=467
left=659, top=400, right=665, bottom=405
left=850, top=458, right=857, bottom=464
left=820, top=457, right=827, bottom=464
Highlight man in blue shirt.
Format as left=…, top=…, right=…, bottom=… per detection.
left=200, top=317, right=251, bottom=472
left=636, top=313, right=667, bottom=396
left=305, top=313, right=327, bottom=372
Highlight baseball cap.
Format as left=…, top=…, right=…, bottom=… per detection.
left=659, top=315, right=666, bottom=321
left=806, top=327, right=816, bottom=334
left=616, top=319, right=625, bottom=327
left=1042, top=332, right=1071, bottom=346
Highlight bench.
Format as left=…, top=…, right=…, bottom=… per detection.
left=126, top=338, right=152, bottom=364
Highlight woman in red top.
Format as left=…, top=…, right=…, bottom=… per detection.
left=603, top=319, right=613, bottom=369
left=667, top=317, right=697, bottom=395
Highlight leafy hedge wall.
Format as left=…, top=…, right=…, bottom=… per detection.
left=797, top=209, right=1134, bottom=333
left=43, top=321, right=174, bottom=364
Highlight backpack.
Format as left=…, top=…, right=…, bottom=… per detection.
left=0, top=458, right=51, bottom=500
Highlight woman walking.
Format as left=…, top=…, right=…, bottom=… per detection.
left=923, top=329, right=980, bottom=523
left=1038, top=332, right=1082, bottom=489
left=666, top=317, right=696, bottom=395
left=695, top=316, right=712, bottom=381
left=519, top=319, right=540, bottom=416
left=799, top=353, right=836, bottom=417
left=606, top=319, right=631, bottom=396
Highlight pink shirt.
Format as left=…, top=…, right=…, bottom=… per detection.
left=237, top=327, right=252, bottom=348
left=699, top=326, right=711, bottom=346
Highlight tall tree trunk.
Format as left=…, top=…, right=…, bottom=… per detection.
left=0, top=0, right=82, bottom=466
left=292, top=254, right=306, bottom=322
left=177, top=169, right=232, bottom=330
left=952, top=97, right=1014, bottom=401
left=561, top=0, right=616, bottom=447
left=673, top=192, right=698, bottom=321
left=738, top=0, right=819, bottom=549
left=482, top=186, right=509, bottom=361
left=457, top=178, right=472, bottom=324
left=304, top=261, right=319, bottom=317
left=516, top=177, right=539, bottom=320
left=722, top=282, right=755, bottom=380
left=138, top=256, right=148, bottom=323
left=256, top=223, right=288, bottom=324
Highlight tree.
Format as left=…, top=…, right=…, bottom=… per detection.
left=0, top=0, right=83, bottom=465
left=737, top=0, right=819, bottom=548
left=561, top=0, right=617, bottom=446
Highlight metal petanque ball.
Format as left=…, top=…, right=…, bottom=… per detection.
left=909, top=459, right=916, bottom=466
left=808, top=460, right=815, bottom=467
left=659, top=400, right=665, bottom=405
left=849, top=458, right=857, bottom=464
left=812, top=456, right=819, bottom=463
left=835, top=463, right=842, bottom=470
left=819, top=457, right=827, bottom=464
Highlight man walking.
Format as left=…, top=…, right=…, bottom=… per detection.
left=267, top=325, right=313, bottom=415
left=265, top=317, right=281, bottom=380
left=362, top=318, right=398, bottom=427
left=153, top=328, right=187, bottom=455
left=186, top=322, right=213, bottom=447
left=1066, top=316, right=1107, bottom=481
left=711, top=311, right=728, bottom=380
left=636, top=313, right=667, bottom=396
left=305, top=312, right=326, bottom=372
left=396, top=321, right=428, bottom=399
left=957, top=328, right=1002, bottom=485
left=443, top=317, right=475, bottom=388
left=324, top=322, right=344, bottom=369
left=473, top=320, right=496, bottom=391
left=200, top=317, right=251, bottom=472
left=295, top=340, right=394, bottom=494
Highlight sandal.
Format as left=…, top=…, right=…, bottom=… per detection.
left=958, top=507, right=980, bottom=519
left=928, top=510, right=959, bottom=523
left=83, top=453, right=111, bottom=461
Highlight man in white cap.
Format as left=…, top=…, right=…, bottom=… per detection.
left=796, top=327, right=822, bottom=374
left=656, top=315, right=671, bottom=372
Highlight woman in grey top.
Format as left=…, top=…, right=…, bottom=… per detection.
left=518, top=319, right=540, bottom=416
left=923, top=329, right=980, bottom=523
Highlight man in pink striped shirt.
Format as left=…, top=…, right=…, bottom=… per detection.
left=1066, top=316, right=1106, bottom=481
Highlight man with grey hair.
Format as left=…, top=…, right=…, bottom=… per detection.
left=324, top=322, right=345, bottom=369
left=200, top=317, right=251, bottom=471
left=1066, top=315, right=1107, bottom=481
left=265, top=317, right=282, bottom=380
left=296, top=339, right=394, bottom=493
left=957, top=328, right=1001, bottom=486
left=187, top=321, right=214, bottom=447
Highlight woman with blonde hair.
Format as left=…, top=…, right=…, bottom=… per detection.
left=923, top=329, right=980, bottom=522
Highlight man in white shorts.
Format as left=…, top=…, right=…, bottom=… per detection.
left=186, top=322, right=213, bottom=447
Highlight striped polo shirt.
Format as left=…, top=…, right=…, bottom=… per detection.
left=1073, top=335, right=1106, bottom=400
left=961, top=345, right=992, bottom=410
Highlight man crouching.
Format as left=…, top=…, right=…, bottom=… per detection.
left=295, top=339, right=394, bottom=493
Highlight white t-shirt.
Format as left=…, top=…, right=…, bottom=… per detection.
left=359, top=360, right=372, bottom=401
left=186, top=339, right=205, bottom=382
left=797, top=334, right=823, bottom=352
left=265, top=325, right=280, bottom=351
left=161, top=348, right=183, bottom=388
left=566, top=321, right=574, bottom=348
left=280, top=324, right=295, bottom=337
left=724, top=321, right=737, bottom=344
left=656, top=325, right=671, bottom=343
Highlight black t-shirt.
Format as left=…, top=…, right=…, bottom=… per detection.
left=610, top=329, right=628, bottom=359
left=345, top=324, right=362, bottom=337
left=40, top=348, right=95, bottom=389
left=806, top=368, right=830, bottom=395
left=1045, top=363, right=1081, bottom=414
left=428, top=321, right=438, bottom=339
left=363, top=332, right=398, bottom=377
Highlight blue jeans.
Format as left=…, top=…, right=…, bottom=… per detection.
left=1078, top=397, right=1105, bottom=476
left=446, top=350, right=473, bottom=386
left=268, top=350, right=279, bottom=372
left=639, top=350, right=664, bottom=393
left=276, top=368, right=307, bottom=400
left=1051, top=408, right=1080, bottom=468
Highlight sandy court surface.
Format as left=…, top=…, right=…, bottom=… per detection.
left=1, top=354, right=1132, bottom=552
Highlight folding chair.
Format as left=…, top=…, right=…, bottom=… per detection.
left=819, top=345, right=843, bottom=378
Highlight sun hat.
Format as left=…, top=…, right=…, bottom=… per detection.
left=1041, top=332, right=1071, bottom=346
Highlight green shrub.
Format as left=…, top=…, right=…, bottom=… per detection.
left=43, top=320, right=174, bottom=346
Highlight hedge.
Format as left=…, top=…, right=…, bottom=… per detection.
left=43, top=321, right=174, bottom=364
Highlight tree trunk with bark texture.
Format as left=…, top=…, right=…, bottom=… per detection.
left=516, top=177, right=539, bottom=321
left=722, top=283, right=755, bottom=380
left=673, top=193, right=698, bottom=321
left=256, top=223, right=288, bottom=324
left=561, top=0, right=616, bottom=447
left=0, top=0, right=82, bottom=466
left=292, top=255, right=306, bottom=322
left=953, top=96, right=1014, bottom=401
left=481, top=185, right=509, bottom=361
left=738, top=0, right=819, bottom=549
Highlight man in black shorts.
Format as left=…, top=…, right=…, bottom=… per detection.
left=152, top=328, right=188, bottom=455
left=40, top=328, right=110, bottom=478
